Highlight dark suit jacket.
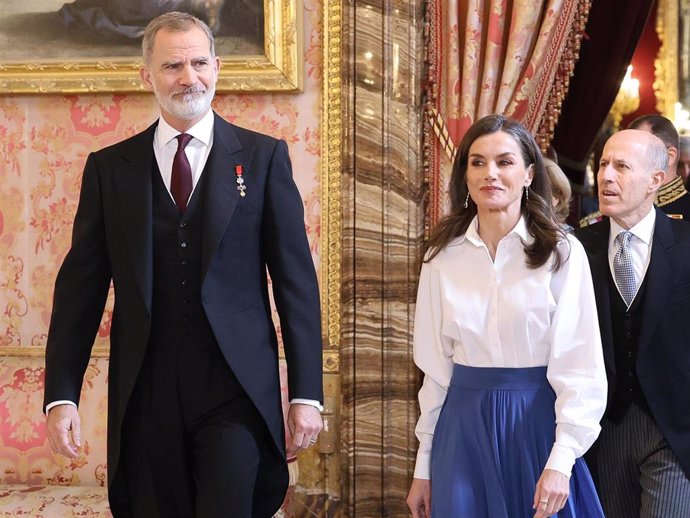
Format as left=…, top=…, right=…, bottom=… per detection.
left=43, top=112, right=324, bottom=488
left=575, top=208, right=690, bottom=477
left=660, top=191, right=690, bottom=221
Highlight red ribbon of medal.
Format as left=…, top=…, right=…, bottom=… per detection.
left=235, top=165, right=246, bottom=197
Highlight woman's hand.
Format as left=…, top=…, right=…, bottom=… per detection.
left=533, top=468, right=569, bottom=517
left=407, top=478, right=431, bottom=518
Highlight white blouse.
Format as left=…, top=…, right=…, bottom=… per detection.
left=413, top=216, right=607, bottom=480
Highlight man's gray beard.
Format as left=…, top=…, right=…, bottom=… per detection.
left=158, top=86, right=215, bottom=120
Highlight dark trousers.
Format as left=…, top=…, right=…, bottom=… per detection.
left=109, top=338, right=281, bottom=518
left=597, top=403, right=690, bottom=518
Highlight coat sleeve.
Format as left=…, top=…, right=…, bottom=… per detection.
left=44, top=153, right=112, bottom=410
left=261, top=140, right=324, bottom=403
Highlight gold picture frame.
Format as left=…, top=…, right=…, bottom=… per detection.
left=0, top=0, right=303, bottom=94
left=0, top=0, right=339, bottom=361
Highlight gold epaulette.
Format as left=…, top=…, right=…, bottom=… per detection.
left=656, top=176, right=688, bottom=207
left=579, top=211, right=603, bottom=228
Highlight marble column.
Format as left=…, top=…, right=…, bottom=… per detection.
left=341, top=1, right=425, bottom=516
left=292, top=1, right=424, bottom=515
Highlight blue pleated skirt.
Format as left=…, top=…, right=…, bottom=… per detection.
left=430, top=364, right=604, bottom=518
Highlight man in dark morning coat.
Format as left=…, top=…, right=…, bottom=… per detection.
left=579, top=114, right=690, bottom=227
left=575, top=129, right=690, bottom=517
left=43, top=12, right=323, bottom=518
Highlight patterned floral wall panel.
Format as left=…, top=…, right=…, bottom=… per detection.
left=0, top=355, right=108, bottom=487
left=0, top=1, right=323, bottom=352
left=0, top=3, right=325, bottom=513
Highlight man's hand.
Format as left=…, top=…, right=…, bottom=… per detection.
left=407, top=478, right=431, bottom=518
left=286, top=403, right=323, bottom=456
left=46, top=404, right=82, bottom=458
left=533, top=468, right=569, bottom=518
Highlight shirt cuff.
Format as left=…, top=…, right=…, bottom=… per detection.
left=290, top=398, right=323, bottom=412
left=544, top=443, right=576, bottom=478
left=413, top=443, right=432, bottom=479
left=45, top=400, right=77, bottom=415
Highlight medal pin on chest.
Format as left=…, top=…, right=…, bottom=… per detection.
left=235, top=165, right=246, bottom=197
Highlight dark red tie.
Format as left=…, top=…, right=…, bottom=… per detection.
left=171, top=133, right=193, bottom=213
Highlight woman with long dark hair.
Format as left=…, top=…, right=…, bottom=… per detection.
left=406, top=115, right=606, bottom=517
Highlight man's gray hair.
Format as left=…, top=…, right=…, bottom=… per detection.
left=142, top=12, right=215, bottom=64
left=647, top=135, right=670, bottom=173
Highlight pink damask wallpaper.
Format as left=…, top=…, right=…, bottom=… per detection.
left=0, top=3, right=323, bottom=509
left=0, top=1, right=323, bottom=351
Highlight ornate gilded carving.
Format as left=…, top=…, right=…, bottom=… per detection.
left=654, top=0, right=679, bottom=119
left=321, top=0, right=342, bottom=372
left=423, top=0, right=441, bottom=232
left=323, top=350, right=340, bottom=374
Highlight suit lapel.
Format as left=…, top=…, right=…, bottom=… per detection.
left=200, top=114, right=253, bottom=282
left=586, top=220, right=617, bottom=375
left=113, top=123, right=157, bottom=313
left=639, top=210, right=675, bottom=351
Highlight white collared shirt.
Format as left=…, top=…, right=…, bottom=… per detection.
left=412, top=216, right=607, bottom=479
left=608, top=207, right=656, bottom=305
left=153, top=110, right=215, bottom=204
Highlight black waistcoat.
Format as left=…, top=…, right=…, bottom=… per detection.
left=607, top=271, right=651, bottom=422
left=148, top=163, right=217, bottom=350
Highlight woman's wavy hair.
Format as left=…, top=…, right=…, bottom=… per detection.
left=425, top=114, right=566, bottom=270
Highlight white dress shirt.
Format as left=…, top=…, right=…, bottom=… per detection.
left=608, top=207, right=656, bottom=305
left=412, top=216, right=607, bottom=480
left=153, top=110, right=214, bottom=201
left=47, top=110, right=321, bottom=413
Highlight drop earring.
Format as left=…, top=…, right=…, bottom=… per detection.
left=464, top=191, right=470, bottom=209
left=524, top=186, right=529, bottom=201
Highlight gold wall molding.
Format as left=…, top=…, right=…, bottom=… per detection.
left=655, top=0, right=679, bottom=118
left=322, top=0, right=343, bottom=370
left=323, top=350, right=340, bottom=373
left=0, top=346, right=109, bottom=357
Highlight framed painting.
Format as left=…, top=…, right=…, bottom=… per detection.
left=0, top=0, right=303, bottom=94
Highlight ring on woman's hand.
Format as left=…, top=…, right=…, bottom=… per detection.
left=540, top=499, right=549, bottom=504
left=310, top=438, right=317, bottom=443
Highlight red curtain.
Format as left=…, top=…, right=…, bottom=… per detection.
left=425, top=0, right=591, bottom=223
left=551, top=0, right=655, bottom=189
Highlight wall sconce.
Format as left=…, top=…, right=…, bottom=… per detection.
left=675, top=102, right=690, bottom=134
left=610, top=65, right=640, bottom=130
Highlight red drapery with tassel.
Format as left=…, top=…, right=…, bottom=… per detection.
left=425, top=0, right=591, bottom=225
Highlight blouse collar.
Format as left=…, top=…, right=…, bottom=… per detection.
left=457, top=214, right=531, bottom=248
